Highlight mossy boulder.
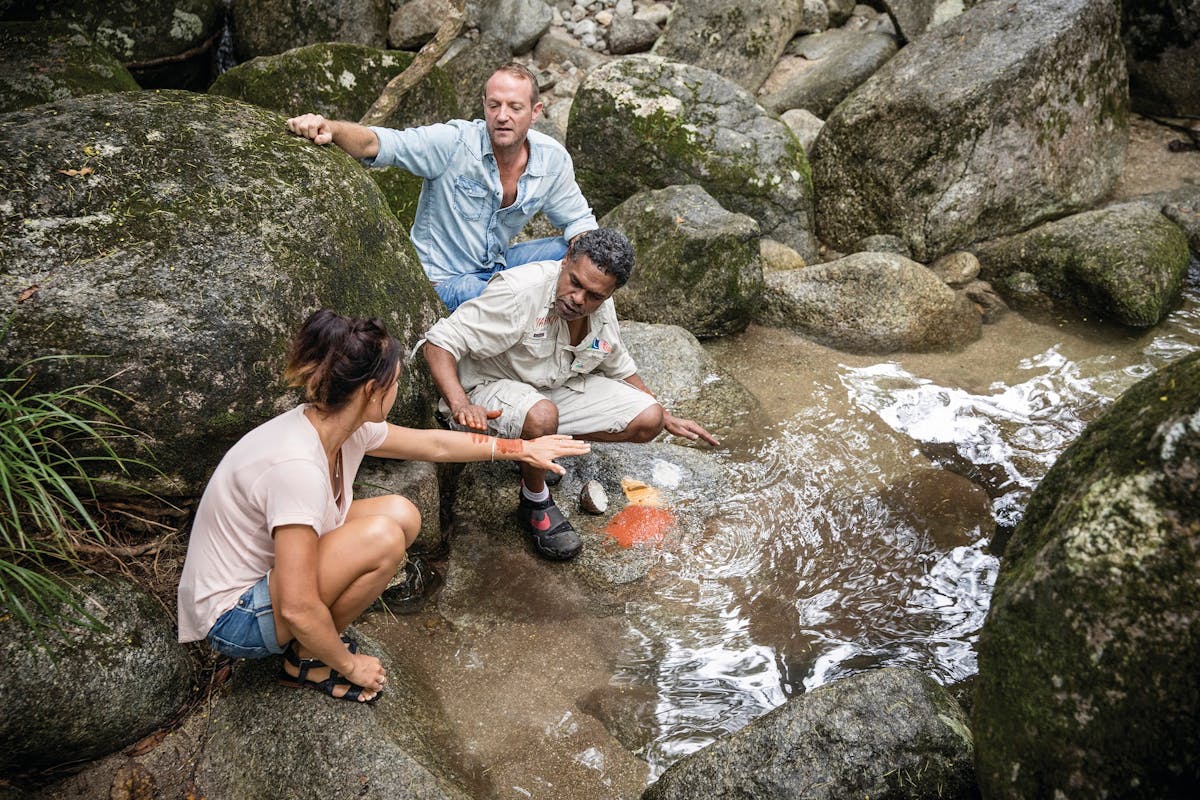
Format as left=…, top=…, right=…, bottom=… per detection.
left=209, top=42, right=459, bottom=228
left=642, top=667, right=977, bottom=800
left=760, top=251, right=982, bottom=354
left=230, top=0, right=388, bottom=61
left=603, top=185, right=764, bottom=339
left=652, top=0, right=803, bottom=92
left=973, top=350, right=1200, bottom=798
left=0, top=91, right=442, bottom=498
left=0, top=576, right=196, bottom=775
left=973, top=201, right=1190, bottom=327
left=620, top=320, right=762, bottom=441
left=195, top=628, right=470, bottom=799
left=1, top=0, right=224, bottom=89
left=1122, top=0, right=1200, bottom=116
left=0, top=21, right=139, bottom=113
left=568, top=55, right=817, bottom=259
left=811, top=0, right=1129, bottom=262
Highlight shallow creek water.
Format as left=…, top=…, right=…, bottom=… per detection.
left=368, top=261, right=1200, bottom=800
left=626, top=260, right=1200, bottom=775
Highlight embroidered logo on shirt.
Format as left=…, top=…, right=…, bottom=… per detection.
left=589, top=337, right=612, bottom=353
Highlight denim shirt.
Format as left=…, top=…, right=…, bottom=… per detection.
left=366, top=120, right=598, bottom=284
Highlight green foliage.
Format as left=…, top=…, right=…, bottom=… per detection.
left=0, top=354, right=155, bottom=632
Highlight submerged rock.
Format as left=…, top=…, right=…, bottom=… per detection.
left=653, top=0, right=803, bottom=92
left=0, top=576, right=195, bottom=774
left=0, top=91, right=442, bottom=497
left=811, top=0, right=1129, bottom=261
left=974, top=350, right=1200, bottom=798
left=973, top=201, right=1191, bottom=327
left=0, top=21, right=139, bottom=113
left=442, top=441, right=735, bottom=628
left=643, top=667, right=976, bottom=800
left=760, top=251, right=982, bottom=353
left=603, top=185, right=764, bottom=338
left=569, top=55, right=817, bottom=259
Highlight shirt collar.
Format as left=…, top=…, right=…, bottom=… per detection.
left=479, top=122, right=547, bottom=177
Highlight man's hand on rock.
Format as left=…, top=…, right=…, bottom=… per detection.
left=663, top=412, right=719, bottom=446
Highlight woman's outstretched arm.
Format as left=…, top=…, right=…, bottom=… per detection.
left=368, top=426, right=589, bottom=474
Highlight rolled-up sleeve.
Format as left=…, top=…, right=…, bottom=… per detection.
left=424, top=280, right=527, bottom=361
left=365, top=123, right=459, bottom=178
left=542, top=156, right=597, bottom=242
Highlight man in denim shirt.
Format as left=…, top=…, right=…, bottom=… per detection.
left=286, top=64, right=598, bottom=310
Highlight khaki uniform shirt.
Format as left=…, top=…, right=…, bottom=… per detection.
left=423, top=260, right=638, bottom=392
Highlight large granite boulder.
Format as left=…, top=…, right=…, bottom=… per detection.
left=760, top=252, right=982, bottom=353
left=973, top=201, right=1191, bottom=327
left=209, top=42, right=459, bottom=228
left=0, top=91, right=443, bottom=497
left=643, top=668, right=976, bottom=800
left=1122, top=0, right=1200, bottom=115
left=619, top=321, right=762, bottom=440
left=569, top=55, right=817, bottom=260
left=973, top=350, right=1200, bottom=798
left=0, top=0, right=224, bottom=89
left=195, top=628, right=471, bottom=799
left=0, top=576, right=195, bottom=774
left=209, top=42, right=458, bottom=128
left=0, top=22, right=139, bottom=113
left=757, top=28, right=899, bottom=117
left=877, top=0, right=966, bottom=43
left=439, top=31, right=513, bottom=119
left=652, top=0, right=803, bottom=92
left=477, top=0, right=552, bottom=55
left=811, top=0, right=1129, bottom=262
left=231, top=0, right=388, bottom=61
left=603, top=185, right=764, bottom=338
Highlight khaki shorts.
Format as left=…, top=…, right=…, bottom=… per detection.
left=443, top=374, right=660, bottom=439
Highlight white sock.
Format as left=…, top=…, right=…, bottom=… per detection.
left=521, top=482, right=550, bottom=503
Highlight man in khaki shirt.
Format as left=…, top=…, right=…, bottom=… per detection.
left=423, top=228, right=717, bottom=560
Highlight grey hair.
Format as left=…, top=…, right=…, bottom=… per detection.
left=567, top=228, right=635, bottom=287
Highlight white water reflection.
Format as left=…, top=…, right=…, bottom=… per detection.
left=620, top=260, right=1200, bottom=778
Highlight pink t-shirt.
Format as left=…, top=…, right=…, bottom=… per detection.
left=177, top=405, right=388, bottom=642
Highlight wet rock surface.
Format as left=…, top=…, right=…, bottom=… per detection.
left=643, top=667, right=976, bottom=800
left=974, top=350, right=1200, bottom=798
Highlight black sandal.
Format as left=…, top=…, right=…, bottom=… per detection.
left=276, top=642, right=380, bottom=704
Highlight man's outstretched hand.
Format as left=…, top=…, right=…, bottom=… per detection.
left=663, top=412, right=719, bottom=446
left=453, top=404, right=502, bottom=432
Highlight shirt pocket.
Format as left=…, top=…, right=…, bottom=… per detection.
left=519, top=332, right=560, bottom=385
left=570, top=349, right=606, bottom=375
left=452, top=175, right=490, bottom=221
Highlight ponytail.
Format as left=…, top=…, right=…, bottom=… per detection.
left=284, top=309, right=401, bottom=411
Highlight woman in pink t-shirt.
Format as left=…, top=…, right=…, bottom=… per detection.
left=177, top=309, right=589, bottom=703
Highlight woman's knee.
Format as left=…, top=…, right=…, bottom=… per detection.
left=521, top=399, right=559, bottom=438
left=357, top=513, right=410, bottom=568
left=371, top=494, right=421, bottom=547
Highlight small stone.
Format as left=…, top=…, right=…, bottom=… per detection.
left=580, top=479, right=609, bottom=514
left=596, top=10, right=614, bottom=25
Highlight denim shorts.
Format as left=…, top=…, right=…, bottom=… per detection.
left=206, top=574, right=284, bottom=659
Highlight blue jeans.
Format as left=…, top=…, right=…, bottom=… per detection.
left=435, top=237, right=568, bottom=311
left=206, top=575, right=284, bottom=659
